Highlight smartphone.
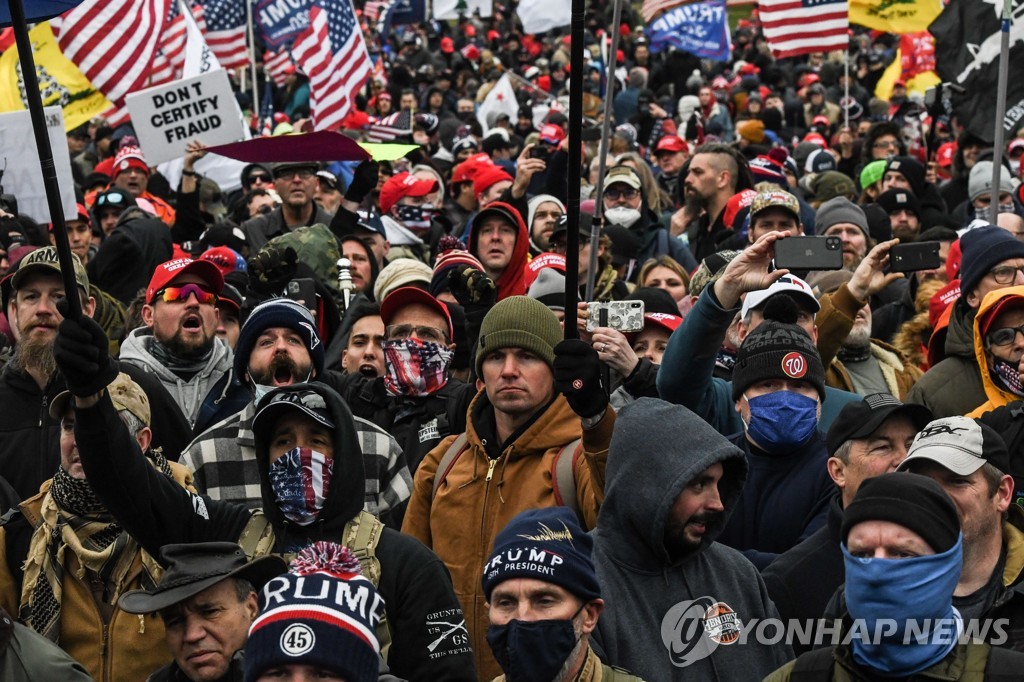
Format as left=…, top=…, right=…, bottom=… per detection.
left=774, top=236, right=843, bottom=271
left=530, top=144, right=553, bottom=162
left=585, top=300, right=645, bottom=333
left=890, top=241, right=941, bottom=273
left=284, top=278, right=317, bottom=312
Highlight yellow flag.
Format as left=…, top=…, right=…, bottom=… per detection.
left=0, top=23, right=112, bottom=131
left=874, top=48, right=941, bottom=100
left=849, top=0, right=944, bottom=35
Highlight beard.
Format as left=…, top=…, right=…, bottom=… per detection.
left=664, top=512, right=719, bottom=559
left=163, top=325, right=215, bottom=360
left=684, top=190, right=707, bottom=216
left=844, top=320, right=872, bottom=349
left=13, top=331, right=57, bottom=379
left=249, top=352, right=311, bottom=386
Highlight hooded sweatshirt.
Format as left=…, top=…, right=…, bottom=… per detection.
left=468, top=201, right=529, bottom=300
left=592, top=398, right=792, bottom=681
left=119, top=329, right=234, bottom=427
left=968, top=285, right=1024, bottom=417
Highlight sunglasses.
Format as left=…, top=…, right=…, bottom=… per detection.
left=605, top=187, right=639, bottom=201
left=155, top=283, right=217, bottom=305
left=386, top=324, right=448, bottom=344
left=988, top=325, right=1024, bottom=347
left=96, top=191, right=126, bottom=207
left=248, top=174, right=271, bottom=184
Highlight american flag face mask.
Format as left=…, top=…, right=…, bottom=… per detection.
left=383, top=338, right=453, bottom=398
left=268, top=447, right=333, bottom=526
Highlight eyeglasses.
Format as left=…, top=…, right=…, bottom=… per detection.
left=386, top=324, right=448, bottom=344
left=155, top=283, right=217, bottom=305
left=605, top=187, right=639, bottom=201
left=988, top=325, right=1024, bottom=347
left=990, top=265, right=1024, bottom=285
left=272, top=168, right=315, bottom=180
left=257, top=205, right=274, bottom=215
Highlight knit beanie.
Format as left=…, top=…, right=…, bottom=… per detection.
left=748, top=155, right=787, bottom=188
left=736, top=119, right=765, bottom=144
left=814, top=196, right=869, bottom=238
left=884, top=156, right=925, bottom=196
left=527, top=194, right=566, bottom=230
left=959, top=225, right=1024, bottom=297
left=969, top=160, right=1016, bottom=203
left=233, top=298, right=324, bottom=384
left=859, top=159, right=886, bottom=190
left=841, top=473, right=960, bottom=554
left=482, top=508, right=600, bottom=602
left=875, top=189, right=920, bottom=218
left=812, top=172, right=857, bottom=204
left=244, top=543, right=383, bottom=682
left=527, top=268, right=567, bottom=311
left=373, top=258, right=434, bottom=303
left=476, top=296, right=562, bottom=374
left=430, top=239, right=484, bottom=297
left=113, top=144, right=149, bottom=176
left=732, top=320, right=826, bottom=401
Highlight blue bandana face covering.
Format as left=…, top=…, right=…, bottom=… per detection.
left=268, top=447, right=333, bottom=526
left=842, top=536, right=964, bottom=676
left=742, top=391, right=819, bottom=453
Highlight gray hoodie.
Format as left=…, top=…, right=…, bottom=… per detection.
left=119, top=328, right=233, bottom=426
left=592, top=398, right=792, bottom=680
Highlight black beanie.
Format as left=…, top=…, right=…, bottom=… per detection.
left=841, top=473, right=960, bottom=554
left=732, top=320, right=826, bottom=401
left=234, top=298, right=325, bottom=384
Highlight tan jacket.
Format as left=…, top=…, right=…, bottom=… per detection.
left=491, top=646, right=645, bottom=681
left=826, top=340, right=923, bottom=399
left=402, top=391, right=613, bottom=681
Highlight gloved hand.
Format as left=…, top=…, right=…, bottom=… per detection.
left=553, top=339, right=608, bottom=419
left=344, top=159, right=380, bottom=203
left=54, top=301, right=118, bottom=397
left=247, top=244, right=298, bottom=296
left=448, top=266, right=496, bottom=308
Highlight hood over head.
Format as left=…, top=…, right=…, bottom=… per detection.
left=597, top=398, right=747, bottom=568
left=973, top=284, right=1024, bottom=408
left=468, top=201, right=530, bottom=299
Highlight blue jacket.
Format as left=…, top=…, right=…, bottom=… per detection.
left=657, top=286, right=859, bottom=436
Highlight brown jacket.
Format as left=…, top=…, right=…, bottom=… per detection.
left=825, top=340, right=923, bottom=399
left=402, top=391, right=613, bottom=681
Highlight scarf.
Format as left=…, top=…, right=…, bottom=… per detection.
left=20, top=456, right=170, bottom=641
left=147, top=337, right=214, bottom=375
left=992, top=359, right=1024, bottom=398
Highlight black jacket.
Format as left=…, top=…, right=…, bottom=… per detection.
left=239, top=204, right=335, bottom=253
left=87, top=211, right=174, bottom=306
left=75, top=382, right=476, bottom=682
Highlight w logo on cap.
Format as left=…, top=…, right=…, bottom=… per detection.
left=781, top=352, right=807, bottom=378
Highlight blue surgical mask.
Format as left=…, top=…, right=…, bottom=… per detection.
left=842, top=536, right=963, bottom=676
left=742, top=391, right=819, bottom=453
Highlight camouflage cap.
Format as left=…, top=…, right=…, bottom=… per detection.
left=263, top=224, right=341, bottom=294
left=749, top=189, right=800, bottom=221
left=11, top=246, right=89, bottom=292
left=49, top=372, right=151, bottom=427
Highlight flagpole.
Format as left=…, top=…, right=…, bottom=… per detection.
left=991, top=0, right=1012, bottom=224
left=7, top=0, right=82, bottom=320
left=563, top=0, right=585, bottom=339
left=585, top=0, right=623, bottom=301
left=843, top=50, right=850, bottom=131
left=247, top=0, right=260, bottom=124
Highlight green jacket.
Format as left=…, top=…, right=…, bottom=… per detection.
left=0, top=607, right=91, bottom=681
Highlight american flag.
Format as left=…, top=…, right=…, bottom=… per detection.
left=265, top=48, right=294, bottom=87
left=758, top=0, right=848, bottom=59
left=365, top=109, right=411, bottom=141
left=203, top=0, right=250, bottom=69
left=291, top=0, right=372, bottom=131
left=641, top=0, right=689, bottom=21
left=54, top=0, right=172, bottom=103
left=150, top=3, right=208, bottom=85
left=363, top=0, right=390, bottom=20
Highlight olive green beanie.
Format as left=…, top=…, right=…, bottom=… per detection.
left=476, top=296, right=562, bottom=375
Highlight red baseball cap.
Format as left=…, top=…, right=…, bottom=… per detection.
left=539, top=123, right=566, bottom=144
left=74, top=203, right=91, bottom=223
left=146, top=258, right=224, bottom=305
left=523, top=252, right=567, bottom=288
left=200, top=246, right=246, bottom=277
left=440, top=37, right=454, bottom=54
left=379, top=172, right=439, bottom=214
left=451, top=153, right=494, bottom=184
left=380, top=286, right=453, bottom=339
left=936, top=142, right=957, bottom=168
left=626, top=312, right=684, bottom=340
left=655, top=135, right=688, bottom=154
left=980, top=292, right=1024, bottom=338
left=803, top=132, right=828, bottom=147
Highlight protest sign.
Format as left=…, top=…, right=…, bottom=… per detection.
left=126, top=70, right=245, bottom=166
left=0, top=107, right=76, bottom=223
left=646, top=0, right=731, bottom=62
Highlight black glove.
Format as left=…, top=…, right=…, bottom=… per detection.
left=553, top=339, right=608, bottom=419
left=54, top=301, right=118, bottom=397
left=247, top=244, right=298, bottom=296
left=344, top=159, right=380, bottom=203
left=447, top=266, right=497, bottom=308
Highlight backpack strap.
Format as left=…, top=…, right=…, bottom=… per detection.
left=344, top=511, right=392, bottom=662
left=237, top=510, right=275, bottom=561
left=552, top=439, right=582, bottom=522
left=985, top=644, right=1024, bottom=679
left=788, top=646, right=836, bottom=682
left=431, top=434, right=469, bottom=501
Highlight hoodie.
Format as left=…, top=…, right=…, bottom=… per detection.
left=119, top=328, right=234, bottom=427
left=74, top=382, right=476, bottom=681
left=467, top=201, right=529, bottom=300
left=86, top=210, right=173, bottom=306
left=967, top=285, right=1024, bottom=417
left=592, top=398, right=792, bottom=680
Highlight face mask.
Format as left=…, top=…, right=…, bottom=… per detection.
left=843, top=537, right=963, bottom=676
left=486, top=610, right=581, bottom=682
left=394, top=203, right=435, bottom=233
left=268, top=447, right=333, bottom=525
left=992, top=358, right=1024, bottom=397
left=742, top=391, right=819, bottom=453
left=604, top=206, right=642, bottom=228
left=383, top=338, right=452, bottom=397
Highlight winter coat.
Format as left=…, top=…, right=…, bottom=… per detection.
left=491, top=647, right=645, bottom=682
left=0, top=606, right=91, bottom=681
left=87, top=210, right=173, bottom=306
left=968, top=286, right=1024, bottom=417
left=239, top=203, right=335, bottom=253
left=657, top=286, right=860, bottom=437
left=826, top=340, right=923, bottom=400
left=74, top=382, right=477, bottom=682
left=906, top=298, right=987, bottom=417
left=402, top=391, right=613, bottom=681
left=592, top=398, right=792, bottom=680
left=119, top=329, right=235, bottom=428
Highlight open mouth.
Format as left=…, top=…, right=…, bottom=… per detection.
left=181, top=314, right=202, bottom=331
left=358, top=364, right=378, bottom=377
left=273, top=364, right=295, bottom=385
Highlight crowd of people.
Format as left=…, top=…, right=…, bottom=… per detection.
left=3, top=0, right=1024, bottom=680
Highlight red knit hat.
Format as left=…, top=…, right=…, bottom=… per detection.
left=114, top=145, right=149, bottom=177
left=473, top=165, right=513, bottom=199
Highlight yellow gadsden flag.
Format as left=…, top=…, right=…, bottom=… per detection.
left=849, top=0, right=944, bottom=34
left=0, top=22, right=112, bottom=131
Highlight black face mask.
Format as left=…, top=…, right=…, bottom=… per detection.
left=486, top=605, right=583, bottom=682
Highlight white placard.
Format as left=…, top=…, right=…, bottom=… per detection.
left=0, top=107, right=77, bottom=223
left=125, top=70, right=246, bottom=166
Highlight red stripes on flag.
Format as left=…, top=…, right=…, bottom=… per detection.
left=207, top=27, right=249, bottom=69
left=758, top=0, right=848, bottom=59
left=265, top=49, right=294, bottom=87
left=642, top=0, right=688, bottom=22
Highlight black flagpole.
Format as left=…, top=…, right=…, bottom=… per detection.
left=8, top=0, right=83, bottom=319
left=563, top=0, right=585, bottom=339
